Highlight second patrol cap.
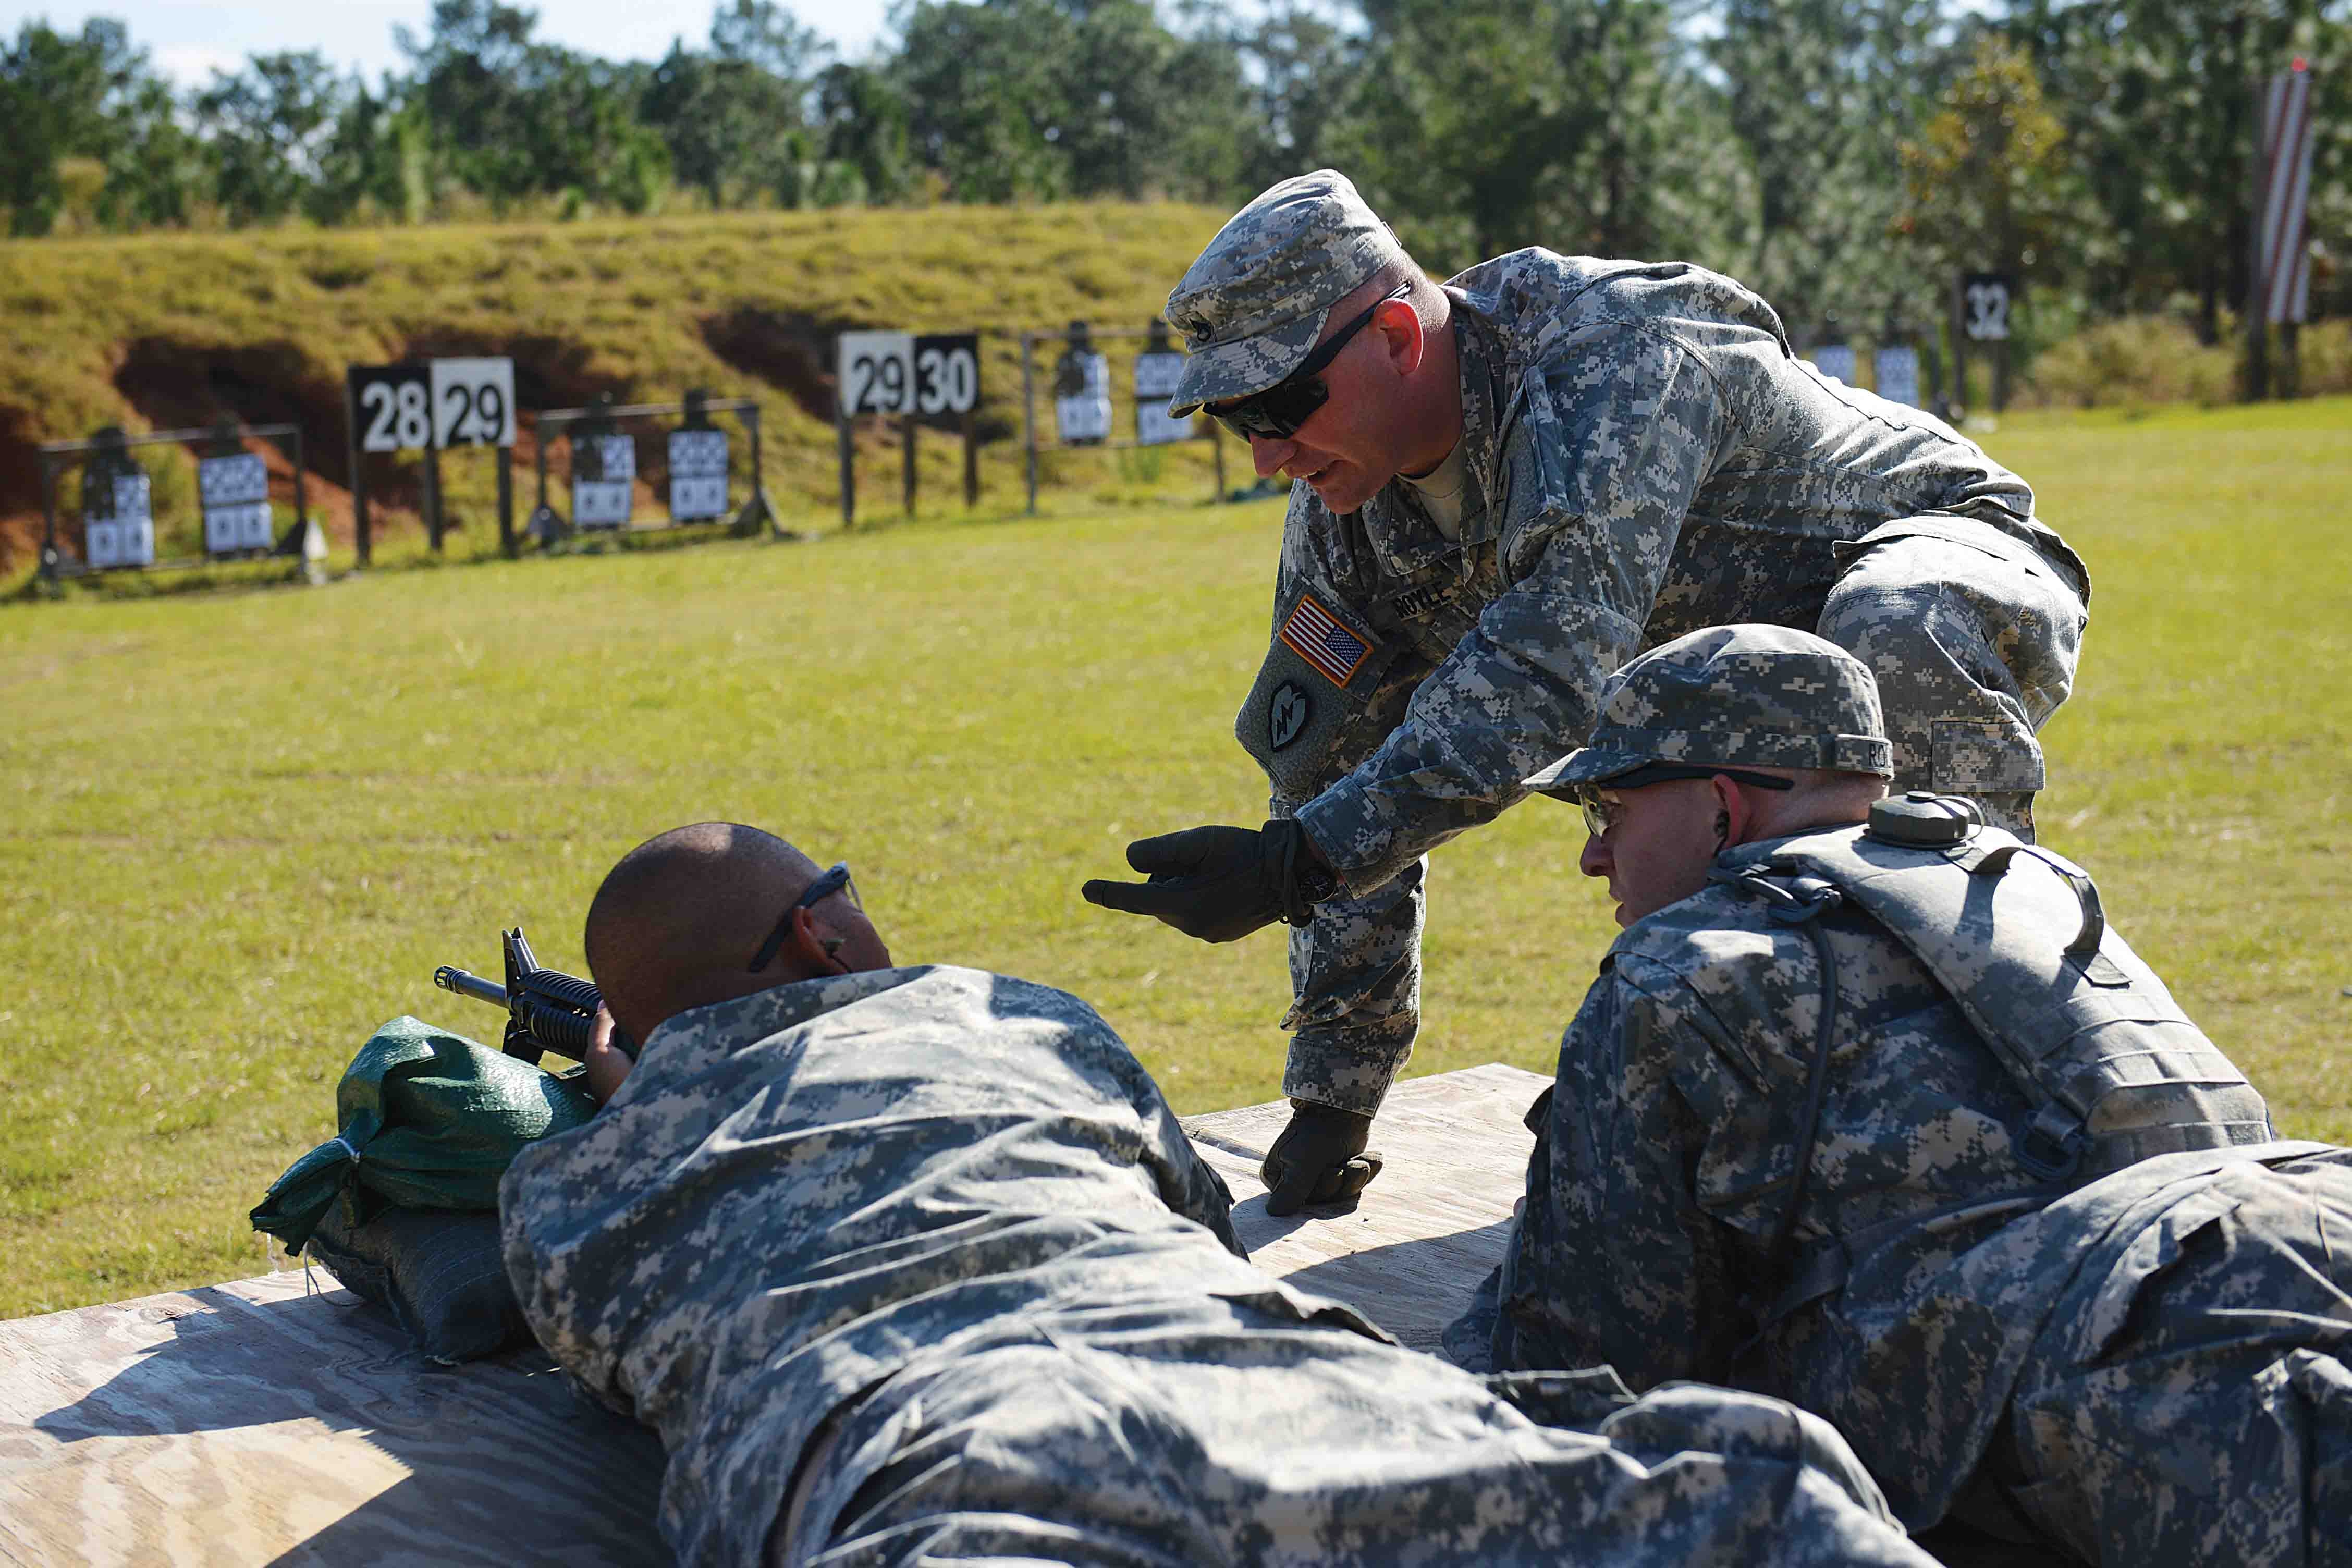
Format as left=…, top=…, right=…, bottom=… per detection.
left=1524, top=625, right=1895, bottom=796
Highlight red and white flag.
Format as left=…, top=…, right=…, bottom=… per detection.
left=2256, top=62, right=2317, bottom=326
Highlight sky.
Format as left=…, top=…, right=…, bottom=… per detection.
left=2, top=1, right=900, bottom=87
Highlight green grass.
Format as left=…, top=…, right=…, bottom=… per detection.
left=2, top=397, right=2348, bottom=1317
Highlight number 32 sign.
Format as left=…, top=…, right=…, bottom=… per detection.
left=348, top=358, right=517, bottom=452
left=837, top=331, right=979, bottom=418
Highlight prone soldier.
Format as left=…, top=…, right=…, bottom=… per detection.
left=500, top=821, right=1936, bottom=1567
left=1083, top=169, right=2091, bottom=1214
left=1456, top=624, right=2352, bottom=1565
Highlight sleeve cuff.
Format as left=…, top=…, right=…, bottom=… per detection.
left=1281, top=1013, right=1418, bottom=1118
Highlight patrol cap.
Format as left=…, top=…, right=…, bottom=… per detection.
left=1162, top=169, right=1411, bottom=417
left=1524, top=625, right=1894, bottom=796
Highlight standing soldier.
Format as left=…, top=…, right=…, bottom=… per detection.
left=1082, top=169, right=2092, bottom=1214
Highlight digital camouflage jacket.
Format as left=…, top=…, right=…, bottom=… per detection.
left=1244, top=249, right=2085, bottom=1115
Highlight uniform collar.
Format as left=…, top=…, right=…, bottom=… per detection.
left=1359, top=298, right=1514, bottom=579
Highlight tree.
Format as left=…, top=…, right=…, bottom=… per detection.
left=0, top=19, right=154, bottom=236
left=97, top=73, right=207, bottom=231
left=891, top=0, right=1248, bottom=202
left=308, top=79, right=433, bottom=226
left=1706, top=0, right=1942, bottom=337
left=195, top=52, right=347, bottom=225
left=892, top=0, right=1070, bottom=201
left=2006, top=0, right=2351, bottom=336
left=813, top=63, right=916, bottom=203
left=1227, top=3, right=1365, bottom=193
left=710, top=0, right=829, bottom=79
left=1050, top=0, right=1248, bottom=200
left=396, top=0, right=670, bottom=213
left=1892, top=34, right=2072, bottom=291
left=642, top=3, right=832, bottom=207
left=1337, top=0, right=1710, bottom=271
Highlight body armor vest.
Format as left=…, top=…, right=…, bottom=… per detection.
left=1717, top=794, right=2274, bottom=1184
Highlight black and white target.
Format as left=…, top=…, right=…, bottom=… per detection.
left=200, top=451, right=275, bottom=554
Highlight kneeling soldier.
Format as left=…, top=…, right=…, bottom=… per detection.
left=1456, top=624, right=2352, bottom=1566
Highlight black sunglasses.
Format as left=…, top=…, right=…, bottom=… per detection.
left=1209, top=284, right=1414, bottom=442
left=748, top=862, right=862, bottom=973
left=1574, top=766, right=1795, bottom=839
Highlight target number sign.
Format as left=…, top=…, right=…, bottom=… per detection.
left=912, top=334, right=979, bottom=414
left=350, top=358, right=517, bottom=451
left=199, top=451, right=274, bottom=554
left=351, top=364, right=431, bottom=452
left=838, top=331, right=981, bottom=416
left=431, top=358, right=516, bottom=447
left=1961, top=274, right=2016, bottom=342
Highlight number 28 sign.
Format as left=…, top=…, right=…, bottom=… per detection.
left=348, top=358, right=517, bottom=452
left=837, top=331, right=980, bottom=418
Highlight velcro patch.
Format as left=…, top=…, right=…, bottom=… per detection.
left=1279, top=593, right=1377, bottom=688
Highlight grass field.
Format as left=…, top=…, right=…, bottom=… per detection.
left=3, top=396, right=2348, bottom=1318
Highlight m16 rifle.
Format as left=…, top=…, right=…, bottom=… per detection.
left=434, top=928, right=636, bottom=1065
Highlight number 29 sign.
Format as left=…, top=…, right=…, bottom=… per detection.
left=836, top=331, right=980, bottom=418
left=348, top=358, right=518, bottom=453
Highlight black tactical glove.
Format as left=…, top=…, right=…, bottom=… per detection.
left=1080, top=819, right=1335, bottom=942
left=1260, top=1099, right=1383, bottom=1215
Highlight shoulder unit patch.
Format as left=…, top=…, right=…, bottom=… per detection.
left=1269, top=681, right=1312, bottom=750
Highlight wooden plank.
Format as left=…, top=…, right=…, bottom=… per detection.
left=0, top=1269, right=666, bottom=1566
left=1182, top=1061, right=1546, bottom=1352
left=0, top=1065, right=1545, bottom=1567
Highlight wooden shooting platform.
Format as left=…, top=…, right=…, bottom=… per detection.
left=0, top=1063, right=1547, bottom=1567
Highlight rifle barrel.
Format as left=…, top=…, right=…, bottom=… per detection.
left=434, top=965, right=508, bottom=1008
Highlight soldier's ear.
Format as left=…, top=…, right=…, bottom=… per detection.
left=1712, top=774, right=1758, bottom=847
left=1375, top=297, right=1424, bottom=376
left=786, top=906, right=850, bottom=977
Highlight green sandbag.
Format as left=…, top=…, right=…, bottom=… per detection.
left=252, top=1015, right=598, bottom=1253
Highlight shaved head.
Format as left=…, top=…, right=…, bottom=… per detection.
left=584, top=822, right=877, bottom=1045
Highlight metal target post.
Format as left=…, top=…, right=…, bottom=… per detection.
left=1018, top=322, right=1227, bottom=517
left=36, top=420, right=319, bottom=583
left=528, top=394, right=775, bottom=545
left=835, top=329, right=984, bottom=526
left=346, top=359, right=516, bottom=559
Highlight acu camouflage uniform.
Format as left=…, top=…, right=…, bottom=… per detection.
left=500, top=963, right=1933, bottom=1567
left=1166, top=170, right=2091, bottom=1118
left=1455, top=629, right=2352, bottom=1566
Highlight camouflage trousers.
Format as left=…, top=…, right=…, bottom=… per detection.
left=779, top=1298, right=1933, bottom=1567
left=1978, top=1147, right=2352, bottom=1566
left=1282, top=511, right=2089, bottom=1115
left=1819, top=516, right=2089, bottom=842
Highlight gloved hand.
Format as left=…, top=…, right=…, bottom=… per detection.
left=1080, top=819, right=1326, bottom=942
left=1260, top=1099, right=1383, bottom=1215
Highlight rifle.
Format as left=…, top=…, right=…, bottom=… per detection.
left=433, top=927, right=636, bottom=1065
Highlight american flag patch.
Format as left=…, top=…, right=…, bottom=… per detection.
left=1279, top=594, right=1376, bottom=688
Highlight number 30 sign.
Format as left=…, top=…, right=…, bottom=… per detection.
left=836, top=331, right=979, bottom=418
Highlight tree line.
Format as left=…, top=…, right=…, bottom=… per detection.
left=2, top=0, right=2345, bottom=345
